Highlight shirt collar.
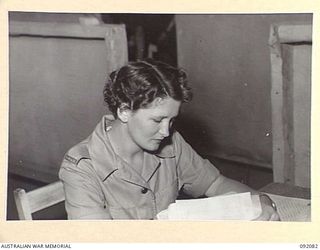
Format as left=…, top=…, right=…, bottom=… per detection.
left=155, top=136, right=176, bottom=159
left=87, top=115, right=118, bottom=180
left=87, top=115, right=176, bottom=182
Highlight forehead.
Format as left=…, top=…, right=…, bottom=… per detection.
left=138, top=97, right=181, bottom=117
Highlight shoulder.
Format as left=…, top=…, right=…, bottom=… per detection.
left=64, top=139, right=91, bottom=165
left=171, top=130, right=190, bottom=150
left=59, top=138, right=93, bottom=178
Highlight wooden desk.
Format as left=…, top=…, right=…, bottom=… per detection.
left=260, top=182, right=311, bottom=199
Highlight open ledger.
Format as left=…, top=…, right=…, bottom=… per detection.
left=267, top=193, right=311, bottom=221
left=157, top=192, right=261, bottom=220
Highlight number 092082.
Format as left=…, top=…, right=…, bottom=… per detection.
left=300, top=244, right=318, bottom=248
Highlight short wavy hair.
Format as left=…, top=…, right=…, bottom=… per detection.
left=103, top=59, right=193, bottom=117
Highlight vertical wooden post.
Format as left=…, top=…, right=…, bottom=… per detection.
left=14, top=188, right=32, bottom=220
left=104, top=24, right=128, bottom=73
left=269, top=23, right=312, bottom=188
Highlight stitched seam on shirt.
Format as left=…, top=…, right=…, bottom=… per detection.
left=146, top=162, right=161, bottom=183
left=102, top=169, right=118, bottom=182
left=120, top=179, right=148, bottom=189
left=155, top=155, right=176, bottom=159
left=77, top=157, right=90, bottom=164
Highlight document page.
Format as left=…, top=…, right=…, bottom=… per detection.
left=157, top=192, right=261, bottom=220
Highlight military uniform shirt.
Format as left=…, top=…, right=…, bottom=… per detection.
left=59, top=115, right=220, bottom=219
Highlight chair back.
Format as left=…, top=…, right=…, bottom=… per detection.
left=14, top=180, right=65, bottom=220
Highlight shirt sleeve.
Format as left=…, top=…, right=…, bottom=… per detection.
left=173, top=131, right=221, bottom=198
left=59, top=158, right=112, bottom=220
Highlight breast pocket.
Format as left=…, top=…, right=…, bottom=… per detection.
left=155, top=178, right=179, bottom=213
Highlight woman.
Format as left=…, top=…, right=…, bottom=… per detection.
left=59, top=59, right=279, bottom=220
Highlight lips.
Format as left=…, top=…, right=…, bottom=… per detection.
left=152, top=139, right=163, bottom=144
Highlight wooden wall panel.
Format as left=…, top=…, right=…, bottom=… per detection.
left=9, top=21, right=128, bottom=182
left=175, top=14, right=312, bottom=170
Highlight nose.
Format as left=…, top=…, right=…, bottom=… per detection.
left=159, top=121, right=170, bottom=138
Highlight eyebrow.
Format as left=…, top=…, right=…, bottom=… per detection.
left=152, top=115, right=177, bottom=119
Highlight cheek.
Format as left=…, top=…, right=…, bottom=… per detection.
left=129, top=119, right=158, bottom=138
left=143, top=122, right=160, bottom=137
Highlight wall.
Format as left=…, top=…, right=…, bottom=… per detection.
left=9, top=20, right=127, bottom=182
left=175, top=14, right=312, bottom=168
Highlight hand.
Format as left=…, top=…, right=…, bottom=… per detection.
left=253, top=194, right=281, bottom=221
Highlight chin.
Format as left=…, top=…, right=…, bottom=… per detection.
left=143, top=143, right=161, bottom=152
left=146, top=146, right=160, bottom=152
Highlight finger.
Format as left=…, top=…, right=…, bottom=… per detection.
left=254, top=211, right=280, bottom=221
left=270, top=212, right=281, bottom=221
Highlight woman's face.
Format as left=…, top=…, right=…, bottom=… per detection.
left=126, top=97, right=181, bottom=152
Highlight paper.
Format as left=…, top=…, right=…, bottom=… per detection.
left=266, top=193, right=311, bottom=221
left=157, top=192, right=262, bottom=220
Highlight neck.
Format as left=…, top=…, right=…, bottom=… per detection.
left=108, top=120, right=143, bottom=164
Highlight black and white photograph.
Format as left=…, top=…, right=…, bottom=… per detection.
left=6, top=11, right=312, bottom=222
left=1, top=1, right=319, bottom=244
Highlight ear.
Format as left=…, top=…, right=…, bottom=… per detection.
left=117, top=104, right=131, bottom=123
left=153, top=97, right=164, bottom=106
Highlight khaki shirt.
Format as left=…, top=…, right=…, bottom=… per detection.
left=59, top=115, right=220, bottom=219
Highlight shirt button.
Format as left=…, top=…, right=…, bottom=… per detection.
left=141, top=187, right=148, bottom=194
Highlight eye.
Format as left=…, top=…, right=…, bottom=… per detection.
left=152, top=118, right=162, bottom=123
